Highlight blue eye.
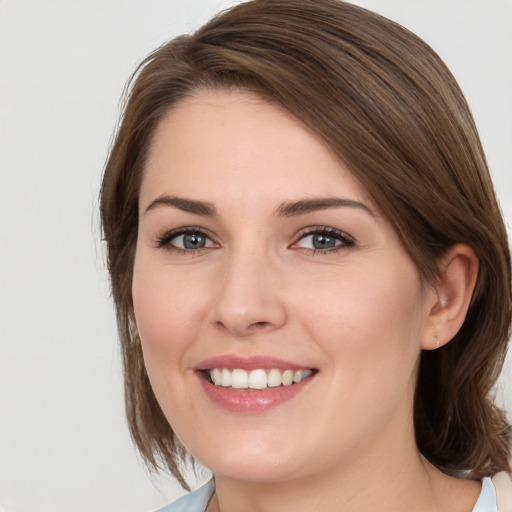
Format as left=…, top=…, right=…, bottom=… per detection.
left=295, top=228, right=354, bottom=252
left=156, top=229, right=216, bottom=251
left=176, top=233, right=208, bottom=249
left=309, top=233, right=338, bottom=249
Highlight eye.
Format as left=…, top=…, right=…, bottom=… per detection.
left=155, top=228, right=217, bottom=252
left=292, top=227, right=354, bottom=252
left=173, top=232, right=212, bottom=250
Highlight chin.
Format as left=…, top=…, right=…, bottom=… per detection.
left=188, top=434, right=309, bottom=483
left=206, top=456, right=305, bottom=484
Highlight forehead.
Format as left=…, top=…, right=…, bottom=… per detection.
left=140, top=89, right=373, bottom=210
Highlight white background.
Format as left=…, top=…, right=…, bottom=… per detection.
left=0, top=1, right=511, bottom=511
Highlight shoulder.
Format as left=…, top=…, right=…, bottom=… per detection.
left=472, top=474, right=512, bottom=512
left=155, top=480, right=215, bottom=512
left=492, top=472, right=512, bottom=512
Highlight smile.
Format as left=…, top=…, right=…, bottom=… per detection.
left=195, top=355, right=318, bottom=412
left=207, top=368, right=315, bottom=389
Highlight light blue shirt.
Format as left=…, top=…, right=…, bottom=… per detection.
left=156, top=477, right=498, bottom=512
left=157, top=480, right=214, bottom=512
left=474, top=478, right=500, bottom=512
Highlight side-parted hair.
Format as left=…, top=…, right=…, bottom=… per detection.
left=100, top=0, right=511, bottom=487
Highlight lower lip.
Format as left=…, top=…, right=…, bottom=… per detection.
left=197, top=373, right=315, bottom=413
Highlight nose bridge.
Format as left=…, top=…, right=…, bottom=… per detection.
left=212, top=239, right=286, bottom=336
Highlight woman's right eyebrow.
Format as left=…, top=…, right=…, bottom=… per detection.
left=144, top=194, right=216, bottom=216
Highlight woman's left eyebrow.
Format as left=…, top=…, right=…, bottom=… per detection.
left=275, top=197, right=375, bottom=218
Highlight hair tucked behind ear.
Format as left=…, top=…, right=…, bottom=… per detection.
left=100, top=0, right=511, bottom=485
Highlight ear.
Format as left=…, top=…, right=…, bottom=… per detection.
left=421, top=244, right=479, bottom=350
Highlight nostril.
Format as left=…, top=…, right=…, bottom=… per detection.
left=214, top=320, right=271, bottom=336
left=249, top=321, right=271, bottom=330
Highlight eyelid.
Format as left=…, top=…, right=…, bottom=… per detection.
left=153, top=225, right=354, bottom=254
left=154, top=226, right=219, bottom=251
left=290, top=226, right=355, bottom=252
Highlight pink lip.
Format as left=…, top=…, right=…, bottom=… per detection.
left=195, top=355, right=312, bottom=371
left=197, top=376, right=314, bottom=413
left=194, top=355, right=317, bottom=413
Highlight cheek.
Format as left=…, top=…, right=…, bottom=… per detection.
left=291, top=261, right=425, bottom=448
left=131, top=255, right=208, bottom=428
left=296, top=260, right=425, bottom=374
left=132, top=256, right=205, bottom=371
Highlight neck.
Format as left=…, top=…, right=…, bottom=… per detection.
left=207, top=428, right=480, bottom=512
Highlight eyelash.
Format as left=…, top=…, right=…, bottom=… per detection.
left=154, top=228, right=217, bottom=255
left=292, top=226, right=355, bottom=254
left=154, top=226, right=355, bottom=255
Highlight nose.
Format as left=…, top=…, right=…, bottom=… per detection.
left=211, top=247, right=287, bottom=338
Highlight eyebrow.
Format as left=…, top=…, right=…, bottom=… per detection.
left=145, top=195, right=216, bottom=216
left=275, top=197, right=375, bottom=217
left=144, top=194, right=374, bottom=218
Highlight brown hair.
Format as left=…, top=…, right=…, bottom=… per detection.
left=100, top=0, right=511, bottom=486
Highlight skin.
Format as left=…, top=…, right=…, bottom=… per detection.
left=132, top=89, right=480, bottom=511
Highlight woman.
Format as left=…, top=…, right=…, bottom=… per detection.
left=100, top=0, right=512, bottom=510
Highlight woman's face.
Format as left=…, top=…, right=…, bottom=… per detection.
left=133, top=89, right=434, bottom=483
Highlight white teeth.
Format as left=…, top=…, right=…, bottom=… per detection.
left=221, top=368, right=231, bottom=387
left=282, top=369, right=294, bottom=386
left=293, top=369, right=313, bottom=382
left=303, top=369, right=313, bottom=379
left=267, top=368, right=282, bottom=388
left=211, top=368, right=222, bottom=385
left=231, top=369, right=248, bottom=389
left=248, top=369, right=267, bottom=390
left=208, top=367, right=314, bottom=389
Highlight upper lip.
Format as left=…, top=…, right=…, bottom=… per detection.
left=195, top=355, right=315, bottom=372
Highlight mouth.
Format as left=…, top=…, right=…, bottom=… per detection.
left=195, top=356, right=318, bottom=412
left=203, top=367, right=316, bottom=390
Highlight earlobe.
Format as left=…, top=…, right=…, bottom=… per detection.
left=421, top=244, right=479, bottom=350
